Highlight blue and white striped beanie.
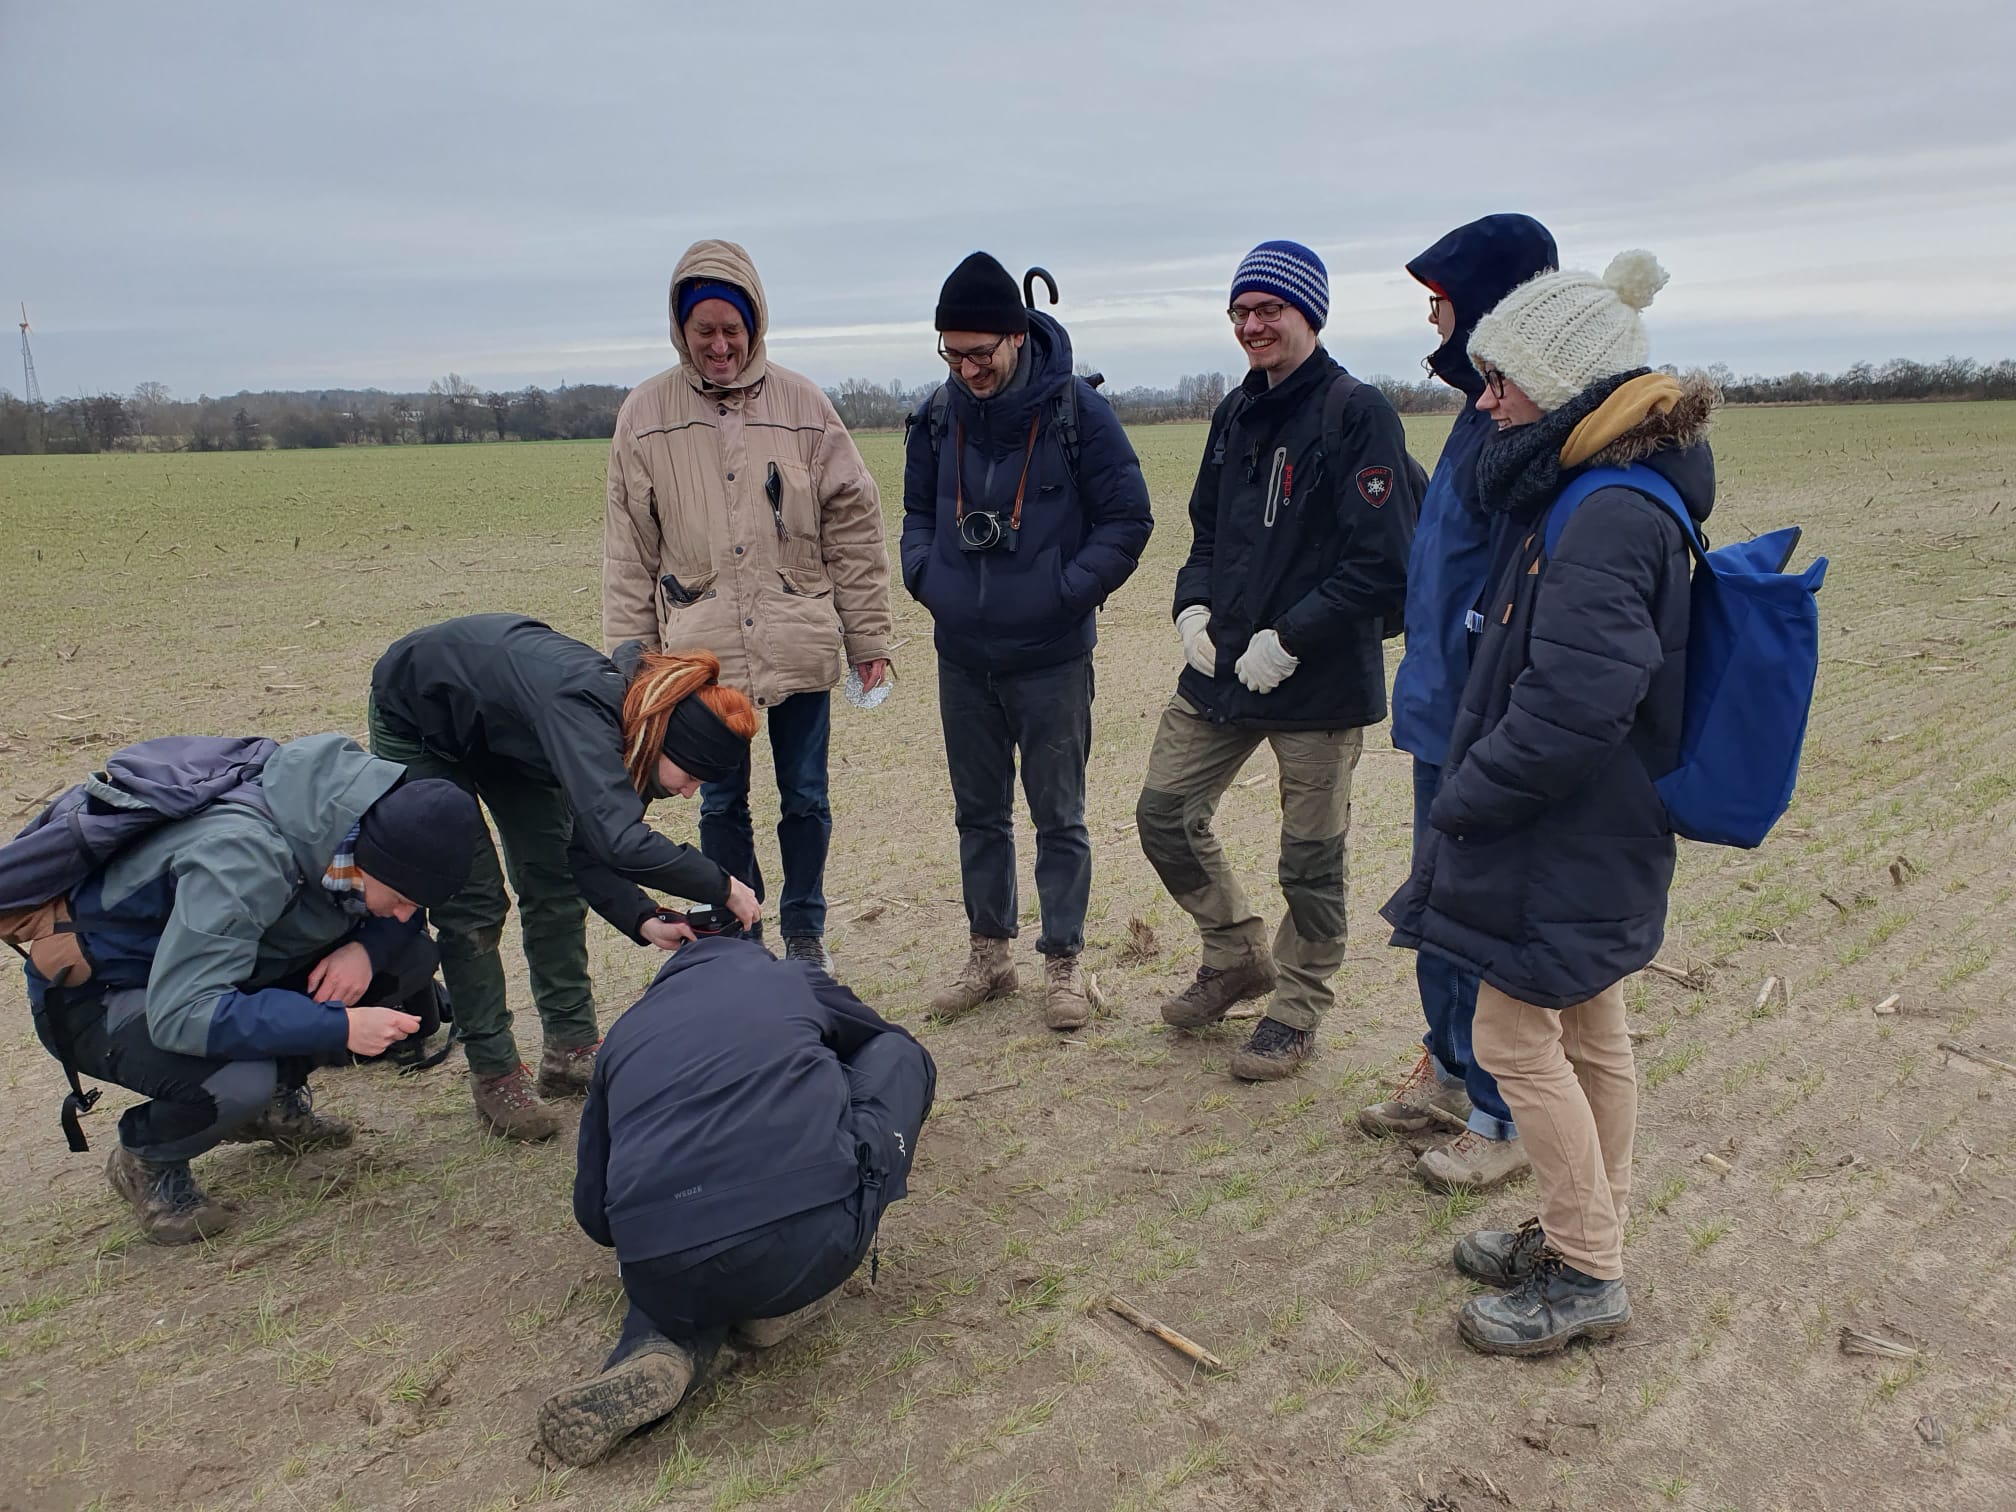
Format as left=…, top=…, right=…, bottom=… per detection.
left=1230, top=240, right=1329, bottom=331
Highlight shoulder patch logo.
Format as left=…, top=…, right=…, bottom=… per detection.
left=1356, top=466, right=1394, bottom=507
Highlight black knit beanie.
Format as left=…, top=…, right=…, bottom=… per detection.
left=355, top=777, right=483, bottom=909
left=935, top=252, right=1027, bottom=335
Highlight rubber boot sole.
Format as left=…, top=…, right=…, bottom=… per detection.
left=537, top=1348, right=694, bottom=1466
left=1456, top=1307, right=1632, bottom=1357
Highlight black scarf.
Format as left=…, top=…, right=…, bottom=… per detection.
left=661, top=695, right=746, bottom=785
left=1474, top=369, right=1648, bottom=520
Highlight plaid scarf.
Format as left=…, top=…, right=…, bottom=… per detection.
left=322, top=824, right=367, bottom=917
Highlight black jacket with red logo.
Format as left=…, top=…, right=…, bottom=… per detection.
left=1172, top=349, right=1417, bottom=730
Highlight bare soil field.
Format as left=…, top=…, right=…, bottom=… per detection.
left=1, top=401, right=2013, bottom=1512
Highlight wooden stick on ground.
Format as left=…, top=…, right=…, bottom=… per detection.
left=1318, top=1300, right=1416, bottom=1382
left=949, top=1079, right=1022, bottom=1103
left=1106, top=1295, right=1230, bottom=1376
left=1938, top=1040, right=2016, bottom=1078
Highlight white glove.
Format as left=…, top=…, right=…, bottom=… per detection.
left=1235, top=628, right=1300, bottom=694
left=1176, top=605, right=1217, bottom=677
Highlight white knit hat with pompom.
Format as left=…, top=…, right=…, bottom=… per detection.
left=1468, top=250, right=1669, bottom=412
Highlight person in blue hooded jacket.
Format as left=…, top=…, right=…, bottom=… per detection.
left=900, top=252, right=1152, bottom=1032
left=1358, top=214, right=1557, bottom=1191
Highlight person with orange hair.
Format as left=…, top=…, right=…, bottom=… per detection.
left=369, top=614, right=762, bottom=1140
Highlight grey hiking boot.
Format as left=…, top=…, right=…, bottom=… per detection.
left=1357, top=1050, right=1473, bottom=1136
left=1453, top=1218, right=1549, bottom=1288
left=784, top=935, right=836, bottom=976
left=1159, top=952, right=1278, bottom=1030
left=537, top=1338, right=695, bottom=1466
left=929, top=935, right=1017, bottom=1017
left=1458, top=1251, right=1632, bottom=1356
left=471, top=1063, right=561, bottom=1142
left=1042, top=954, right=1094, bottom=1032
left=535, top=1040, right=600, bottom=1100
left=1228, top=1016, right=1315, bottom=1081
left=106, top=1145, right=233, bottom=1246
left=220, top=1083, right=355, bottom=1153
left=1416, top=1129, right=1531, bottom=1192
left=732, top=1294, right=837, bottom=1350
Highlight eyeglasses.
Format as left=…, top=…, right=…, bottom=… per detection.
left=938, top=335, right=1010, bottom=369
left=1477, top=363, right=1508, bottom=400
left=1428, top=295, right=1448, bottom=320
left=1227, top=300, right=1288, bottom=327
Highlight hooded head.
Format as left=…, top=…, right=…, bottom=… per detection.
left=669, top=239, right=770, bottom=392
left=1407, top=213, right=1558, bottom=396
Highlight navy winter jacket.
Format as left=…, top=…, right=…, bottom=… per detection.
left=900, top=311, right=1153, bottom=675
left=1391, top=214, right=1559, bottom=767
left=1172, top=349, right=1416, bottom=731
left=572, top=936, right=936, bottom=1263
left=1383, top=395, right=1715, bottom=1009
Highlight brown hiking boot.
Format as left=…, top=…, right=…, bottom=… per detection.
left=106, top=1145, right=233, bottom=1246
left=537, top=1339, right=695, bottom=1466
left=1357, top=1050, right=1473, bottom=1137
left=928, top=935, right=1017, bottom=1018
left=1042, top=954, right=1095, bottom=1032
left=1228, top=1016, right=1315, bottom=1081
left=220, top=1083, right=355, bottom=1153
left=536, top=1039, right=601, bottom=1099
left=470, top=1064, right=561, bottom=1141
left=733, top=1294, right=837, bottom=1350
left=1159, top=952, right=1277, bottom=1029
left=1417, top=1129, right=1530, bottom=1192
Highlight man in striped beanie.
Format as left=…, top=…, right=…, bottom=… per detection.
left=1136, top=238, right=1417, bottom=1081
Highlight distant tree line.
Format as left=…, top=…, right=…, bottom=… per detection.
left=4, top=355, right=2013, bottom=455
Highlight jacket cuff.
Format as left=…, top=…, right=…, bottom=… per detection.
left=842, top=635, right=892, bottom=668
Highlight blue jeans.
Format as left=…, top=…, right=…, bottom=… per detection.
left=1413, top=758, right=1515, bottom=1139
left=937, top=654, right=1094, bottom=958
left=700, top=691, right=832, bottom=939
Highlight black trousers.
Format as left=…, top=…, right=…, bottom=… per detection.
left=609, top=1029, right=934, bottom=1363
left=34, top=931, right=438, bottom=1162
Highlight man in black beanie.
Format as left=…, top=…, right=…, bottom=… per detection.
left=900, top=253, right=1152, bottom=1029
left=15, top=734, right=481, bottom=1245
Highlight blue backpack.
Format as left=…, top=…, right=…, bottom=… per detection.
left=1545, top=465, right=1827, bottom=849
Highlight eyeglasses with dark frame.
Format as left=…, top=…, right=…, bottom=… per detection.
left=938, top=335, right=1012, bottom=369
left=1428, top=295, right=1448, bottom=320
left=1226, top=300, right=1288, bottom=327
left=1476, top=363, right=1509, bottom=400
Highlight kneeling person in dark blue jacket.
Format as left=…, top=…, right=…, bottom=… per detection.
left=541, top=933, right=936, bottom=1466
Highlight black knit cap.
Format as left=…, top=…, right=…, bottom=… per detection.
left=935, top=252, right=1027, bottom=335
left=661, top=694, right=746, bottom=786
left=355, top=777, right=483, bottom=909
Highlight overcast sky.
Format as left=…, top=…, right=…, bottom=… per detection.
left=4, top=0, right=2010, bottom=401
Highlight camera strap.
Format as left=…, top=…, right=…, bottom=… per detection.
left=953, top=411, right=1042, bottom=531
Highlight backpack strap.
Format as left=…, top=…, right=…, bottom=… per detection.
left=1543, top=464, right=1701, bottom=559
left=1208, top=389, right=1252, bottom=468
left=1321, top=370, right=1361, bottom=458
left=1052, top=380, right=1082, bottom=482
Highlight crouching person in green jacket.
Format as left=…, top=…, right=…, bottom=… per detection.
left=19, top=735, right=482, bottom=1245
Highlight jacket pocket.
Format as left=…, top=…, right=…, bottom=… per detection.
left=1427, top=826, right=1531, bottom=945
left=768, top=459, right=821, bottom=555
left=660, top=567, right=720, bottom=611
left=777, top=565, right=834, bottom=600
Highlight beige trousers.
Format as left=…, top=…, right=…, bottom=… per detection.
left=1472, top=979, right=1636, bottom=1279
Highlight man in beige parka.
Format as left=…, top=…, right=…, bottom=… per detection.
left=604, top=241, right=893, bottom=972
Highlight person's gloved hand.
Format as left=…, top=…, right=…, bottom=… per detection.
left=1235, top=628, right=1300, bottom=694
left=1177, top=605, right=1217, bottom=677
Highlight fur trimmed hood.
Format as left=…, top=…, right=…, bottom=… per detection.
left=1578, top=371, right=1720, bottom=467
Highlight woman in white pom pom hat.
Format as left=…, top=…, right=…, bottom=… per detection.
left=1383, top=251, right=1723, bottom=1356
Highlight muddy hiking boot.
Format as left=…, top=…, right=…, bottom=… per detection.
left=470, top=1063, right=561, bottom=1142
left=1042, top=954, right=1095, bottom=1032
left=1458, top=1250, right=1631, bottom=1356
left=106, top=1145, right=233, bottom=1246
left=1159, top=952, right=1277, bottom=1030
left=1417, top=1129, right=1531, bottom=1192
left=537, top=1336, right=696, bottom=1467
left=535, top=1040, right=600, bottom=1100
left=220, top=1083, right=355, bottom=1153
left=929, top=934, right=1017, bottom=1018
left=1357, top=1050, right=1473, bottom=1136
left=1228, top=1016, right=1315, bottom=1082
left=784, top=936, right=836, bottom=976
left=1454, top=1218, right=1549, bottom=1288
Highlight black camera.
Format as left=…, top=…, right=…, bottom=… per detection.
left=656, top=904, right=746, bottom=939
left=957, top=511, right=1019, bottom=553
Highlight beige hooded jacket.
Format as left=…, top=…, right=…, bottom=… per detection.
left=602, top=240, right=893, bottom=708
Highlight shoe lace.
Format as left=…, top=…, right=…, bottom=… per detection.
left=489, top=1065, right=539, bottom=1108
left=1392, top=1050, right=1438, bottom=1102
left=1446, top=1128, right=1489, bottom=1159
left=153, top=1161, right=206, bottom=1214
left=278, top=1084, right=314, bottom=1121
left=1178, top=965, right=1225, bottom=1000
left=1249, top=1017, right=1304, bottom=1054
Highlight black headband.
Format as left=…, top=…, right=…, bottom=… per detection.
left=661, top=694, right=745, bottom=784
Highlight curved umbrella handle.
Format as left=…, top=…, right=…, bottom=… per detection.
left=1022, top=267, right=1059, bottom=308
